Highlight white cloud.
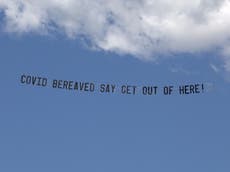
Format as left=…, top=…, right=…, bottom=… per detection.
left=1, top=0, right=230, bottom=70
left=221, top=45, right=230, bottom=72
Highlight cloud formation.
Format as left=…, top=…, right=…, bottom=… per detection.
left=1, top=0, right=230, bottom=70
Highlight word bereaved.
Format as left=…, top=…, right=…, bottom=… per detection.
left=52, top=79, right=95, bottom=92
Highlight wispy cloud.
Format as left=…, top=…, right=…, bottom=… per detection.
left=1, top=0, right=230, bottom=71
left=210, top=63, right=220, bottom=73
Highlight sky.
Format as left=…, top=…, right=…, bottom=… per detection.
left=0, top=1, right=230, bottom=172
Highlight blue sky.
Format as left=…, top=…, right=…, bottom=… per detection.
left=1, top=1, right=230, bottom=172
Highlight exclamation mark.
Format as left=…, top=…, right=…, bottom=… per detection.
left=202, top=84, right=204, bottom=93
